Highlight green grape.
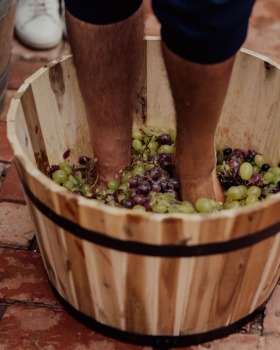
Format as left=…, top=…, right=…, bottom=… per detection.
left=132, top=138, right=143, bottom=152
left=74, top=171, right=83, bottom=183
left=237, top=185, right=247, bottom=199
left=59, top=162, right=72, bottom=175
left=252, top=165, right=260, bottom=174
left=152, top=203, right=168, bottom=213
left=239, top=162, right=253, bottom=180
left=271, top=167, right=280, bottom=177
left=52, top=169, right=68, bottom=184
left=254, top=154, right=265, bottom=167
left=132, top=165, right=145, bottom=176
left=195, top=198, right=213, bottom=213
left=147, top=140, right=159, bottom=152
left=121, top=172, right=132, bottom=184
left=227, top=186, right=243, bottom=200
left=263, top=172, right=274, bottom=184
left=119, top=183, right=129, bottom=191
left=228, top=201, right=241, bottom=209
left=144, top=163, right=155, bottom=171
left=170, top=129, right=176, bottom=143
left=63, top=179, right=74, bottom=190
left=68, top=174, right=79, bottom=185
left=223, top=201, right=231, bottom=210
left=81, top=183, right=92, bottom=195
left=247, top=186, right=262, bottom=198
left=240, top=199, right=246, bottom=206
left=273, top=176, right=280, bottom=186
left=132, top=205, right=146, bottom=212
left=132, top=129, right=143, bottom=140
left=246, top=195, right=259, bottom=205
left=176, top=204, right=195, bottom=214
left=107, top=180, right=119, bottom=190
left=105, top=189, right=115, bottom=194
left=157, top=145, right=173, bottom=154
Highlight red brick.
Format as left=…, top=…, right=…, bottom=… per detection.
left=0, top=161, right=25, bottom=201
left=0, top=202, right=34, bottom=247
left=0, top=304, right=152, bottom=350
left=263, top=285, right=280, bottom=336
left=0, top=123, right=13, bottom=162
left=172, top=334, right=260, bottom=350
left=258, top=336, right=280, bottom=350
left=0, top=248, right=58, bottom=305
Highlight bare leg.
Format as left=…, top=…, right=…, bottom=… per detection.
left=65, top=8, right=144, bottom=187
left=162, top=43, right=235, bottom=204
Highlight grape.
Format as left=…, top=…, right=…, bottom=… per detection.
left=152, top=203, right=168, bottom=213
left=79, top=156, right=91, bottom=164
left=63, top=180, right=74, bottom=190
left=239, top=162, right=253, bottom=181
left=63, top=149, right=70, bottom=159
left=107, top=180, right=119, bottom=191
left=261, top=163, right=270, bottom=172
left=254, top=154, right=265, bottom=167
left=132, top=205, right=146, bottom=212
left=227, top=186, right=243, bottom=200
left=157, top=133, right=172, bottom=145
left=263, top=172, right=274, bottom=184
left=223, top=147, right=232, bottom=156
left=52, top=169, right=68, bottom=184
left=132, top=129, right=143, bottom=140
left=246, top=195, right=259, bottom=205
left=121, top=171, right=132, bottom=184
left=59, top=162, right=72, bottom=175
left=195, top=198, right=213, bottom=213
left=170, top=129, right=176, bottom=143
left=158, top=145, right=173, bottom=154
left=132, top=165, right=145, bottom=177
left=247, top=186, right=261, bottom=198
left=131, top=194, right=147, bottom=206
left=121, top=198, right=134, bottom=209
left=229, top=201, right=241, bottom=209
left=132, top=139, right=143, bottom=152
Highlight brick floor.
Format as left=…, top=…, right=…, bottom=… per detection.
left=1, top=1, right=280, bottom=349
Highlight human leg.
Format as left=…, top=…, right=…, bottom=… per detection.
left=152, top=0, right=255, bottom=203
left=65, top=0, right=144, bottom=187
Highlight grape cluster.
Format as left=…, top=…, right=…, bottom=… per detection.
left=216, top=147, right=280, bottom=209
left=47, top=128, right=280, bottom=214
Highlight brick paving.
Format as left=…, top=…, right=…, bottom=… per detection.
left=0, top=1, right=280, bottom=349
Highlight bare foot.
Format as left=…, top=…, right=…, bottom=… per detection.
left=179, top=169, right=225, bottom=205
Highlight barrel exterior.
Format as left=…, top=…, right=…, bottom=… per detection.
left=7, top=40, right=280, bottom=347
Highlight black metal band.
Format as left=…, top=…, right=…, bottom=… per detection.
left=22, top=179, right=280, bottom=257
left=51, top=283, right=267, bottom=348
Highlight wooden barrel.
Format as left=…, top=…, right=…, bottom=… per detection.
left=7, top=38, right=280, bottom=348
left=0, top=0, right=15, bottom=112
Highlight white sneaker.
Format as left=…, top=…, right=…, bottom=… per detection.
left=15, top=0, right=63, bottom=49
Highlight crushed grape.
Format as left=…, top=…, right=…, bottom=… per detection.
left=47, top=126, right=280, bottom=214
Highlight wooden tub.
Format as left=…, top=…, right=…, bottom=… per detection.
left=7, top=38, right=280, bottom=348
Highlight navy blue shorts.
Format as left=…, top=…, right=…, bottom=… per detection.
left=64, top=0, right=255, bottom=64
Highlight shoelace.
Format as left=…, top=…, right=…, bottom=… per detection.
left=24, top=0, right=60, bottom=23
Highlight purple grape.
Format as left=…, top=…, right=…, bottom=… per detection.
left=72, top=190, right=84, bottom=196
left=129, top=178, right=139, bottom=189
left=121, top=198, right=134, bottom=209
left=63, top=149, right=71, bottom=159
left=131, top=194, right=147, bottom=206
left=157, top=133, right=172, bottom=145
left=79, top=156, right=91, bottom=165
left=151, top=182, right=161, bottom=192
left=159, top=153, right=172, bottom=167
left=148, top=167, right=162, bottom=181
left=168, top=178, right=180, bottom=190
left=49, top=165, right=59, bottom=174
left=160, top=181, right=169, bottom=192
left=136, top=181, right=151, bottom=196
